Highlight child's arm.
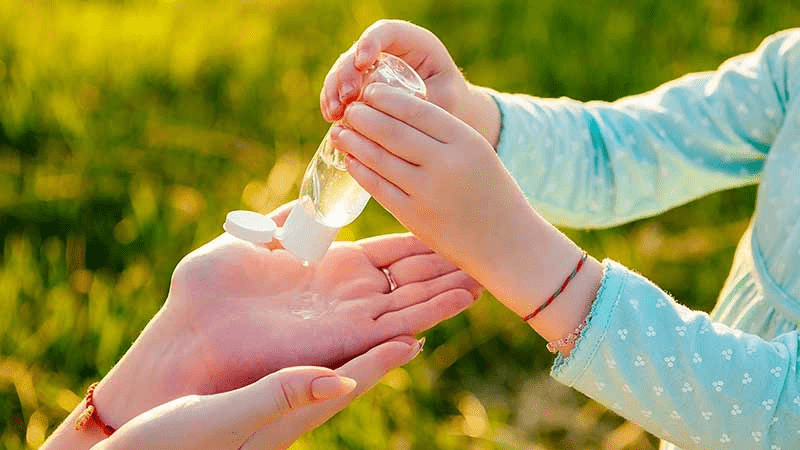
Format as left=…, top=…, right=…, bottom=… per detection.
left=489, top=29, right=799, bottom=227
left=551, top=260, right=800, bottom=450
left=334, top=80, right=800, bottom=449
left=323, top=23, right=799, bottom=229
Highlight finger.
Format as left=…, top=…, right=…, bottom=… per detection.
left=355, top=232, right=432, bottom=268
left=321, top=52, right=348, bottom=121
left=386, top=252, right=460, bottom=286
left=206, top=366, right=356, bottom=437
left=331, top=125, right=419, bottom=193
left=380, top=287, right=477, bottom=337
left=242, top=336, right=421, bottom=450
left=373, top=269, right=480, bottom=321
left=265, top=200, right=296, bottom=227
left=354, top=20, right=441, bottom=73
left=322, top=48, right=364, bottom=122
left=262, top=200, right=296, bottom=250
left=344, top=100, right=442, bottom=166
left=336, top=53, right=363, bottom=105
left=345, top=153, right=410, bottom=218
left=362, top=82, right=469, bottom=145
left=247, top=367, right=356, bottom=422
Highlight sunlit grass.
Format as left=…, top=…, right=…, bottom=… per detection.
left=2, top=0, right=798, bottom=448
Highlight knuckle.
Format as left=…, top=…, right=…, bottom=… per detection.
left=274, top=378, right=296, bottom=414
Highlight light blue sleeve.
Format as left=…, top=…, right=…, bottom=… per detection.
left=492, top=29, right=800, bottom=228
left=552, top=260, right=800, bottom=449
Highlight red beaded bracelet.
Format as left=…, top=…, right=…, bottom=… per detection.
left=522, top=251, right=588, bottom=322
left=74, top=382, right=116, bottom=436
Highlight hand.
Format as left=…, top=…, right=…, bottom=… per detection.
left=332, top=83, right=591, bottom=321
left=168, top=203, right=480, bottom=390
left=89, top=201, right=480, bottom=430
left=320, top=19, right=500, bottom=146
left=91, top=337, right=422, bottom=450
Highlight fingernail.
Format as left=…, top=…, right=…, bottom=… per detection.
left=363, top=83, right=376, bottom=99
left=330, top=98, right=340, bottom=113
left=340, top=83, right=356, bottom=101
left=330, top=125, right=343, bottom=139
left=355, top=48, right=369, bottom=68
left=311, top=376, right=357, bottom=400
left=407, top=337, right=425, bottom=359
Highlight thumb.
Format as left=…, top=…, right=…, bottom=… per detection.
left=246, top=367, right=357, bottom=424
left=265, top=200, right=296, bottom=228
left=86, top=367, right=356, bottom=450
left=262, top=200, right=296, bottom=250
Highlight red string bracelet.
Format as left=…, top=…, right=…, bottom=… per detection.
left=74, top=382, right=116, bottom=436
left=522, top=251, right=588, bottom=322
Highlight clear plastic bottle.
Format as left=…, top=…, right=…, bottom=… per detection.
left=279, top=53, right=427, bottom=262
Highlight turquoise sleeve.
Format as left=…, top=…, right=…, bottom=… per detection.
left=551, top=261, right=800, bottom=449
left=492, top=29, right=800, bottom=228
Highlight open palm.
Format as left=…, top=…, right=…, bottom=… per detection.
left=166, top=204, right=481, bottom=393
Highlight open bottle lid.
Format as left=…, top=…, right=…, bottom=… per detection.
left=223, top=210, right=277, bottom=244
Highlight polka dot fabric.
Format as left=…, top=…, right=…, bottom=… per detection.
left=493, top=29, right=800, bottom=449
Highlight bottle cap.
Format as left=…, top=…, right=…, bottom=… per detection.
left=277, top=203, right=340, bottom=262
left=223, top=210, right=277, bottom=244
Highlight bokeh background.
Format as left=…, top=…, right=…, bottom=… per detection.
left=1, top=0, right=799, bottom=449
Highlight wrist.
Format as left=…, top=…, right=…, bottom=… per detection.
left=92, top=310, right=206, bottom=427
left=476, top=207, right=601, bottom=343
left=42, top=309, right=204, bottom=450
left=461, top=84, right=502, bottom=148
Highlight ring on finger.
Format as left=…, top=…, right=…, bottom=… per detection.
left=381, top=267, right=398, bottom=293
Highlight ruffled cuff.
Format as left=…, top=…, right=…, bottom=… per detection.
left=550, top=259, right=629, bottom=385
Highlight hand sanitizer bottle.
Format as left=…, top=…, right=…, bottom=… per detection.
left=278, top=53, right=427, bottom=262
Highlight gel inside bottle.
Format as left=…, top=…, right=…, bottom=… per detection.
left=279, top=53, right=427, bottom=262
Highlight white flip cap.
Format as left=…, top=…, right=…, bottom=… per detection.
left=223, top=210, right=277, bottom=244
left=277, top=203, right=340, bottom=262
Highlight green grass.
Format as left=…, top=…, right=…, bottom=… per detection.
left=1, top=1, right=797, bottom=448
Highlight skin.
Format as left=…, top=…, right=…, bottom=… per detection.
left=320, top=19, right=501, bottom=149
left=321, top=26, right=604, bottom=351
left=91, top=338, right=423, bottom=450
left=42, top=202, right=481, bottom=450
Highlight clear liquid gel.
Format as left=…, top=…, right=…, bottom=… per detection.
left=278, top=54, right=427, bottom=262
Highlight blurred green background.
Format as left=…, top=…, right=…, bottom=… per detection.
left=1, top=0, right=798, bottom=449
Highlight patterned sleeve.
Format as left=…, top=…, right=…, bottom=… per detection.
left=551, top=260, right=800, bottom=449
left=491, top=29, right=800, bottom=228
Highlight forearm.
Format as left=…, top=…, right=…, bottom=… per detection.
left=41, top=310, right=203, bottom=450
left=461, top=184, right=602, bottom=350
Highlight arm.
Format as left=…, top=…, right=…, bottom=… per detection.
left=322, top=22, right=796, bottom=228
left=553, top=260, right=800, bottom=449
left=42, top=203, right=480, bottom=449
left=491, top=29, right=800, bottom=227
left=90, top=337, right=421, bottom=450
left=332, top=38, right=799, bottom=446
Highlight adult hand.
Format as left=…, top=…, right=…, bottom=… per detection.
left=320, top=20, right=500, bottom=146
left=86, top=201, right=480, bottom=432
left=91, top=337, right=422, bottom=450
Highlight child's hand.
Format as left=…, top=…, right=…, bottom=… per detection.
left=321, top=20, right=500, bottom=146
left=332, top=83, right=564, bottom=317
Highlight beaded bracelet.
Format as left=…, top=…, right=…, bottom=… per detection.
left=522, top=251, right=588, bottom=322
left=546, top=318, right=588, bottom=353
left=74, top=382, right=116, bottom=436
